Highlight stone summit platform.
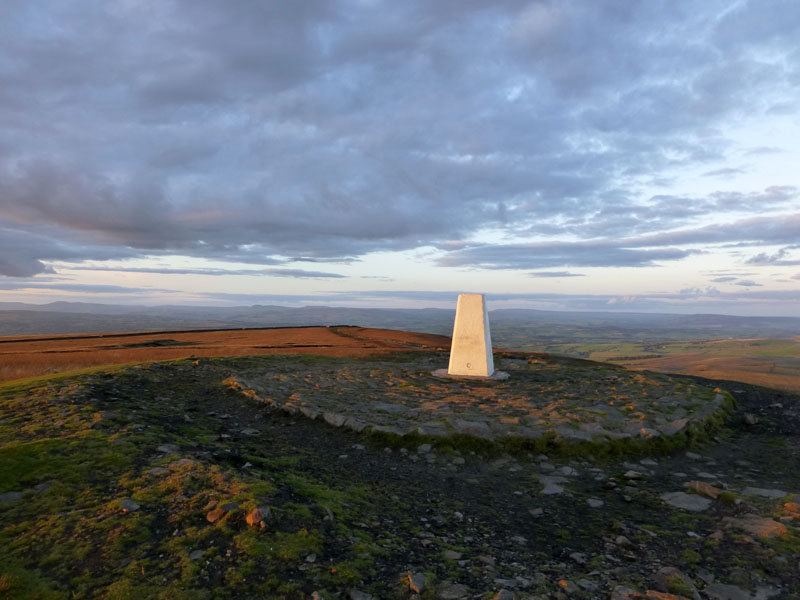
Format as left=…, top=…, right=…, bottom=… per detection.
left=225, top=351, right=733, bottom=448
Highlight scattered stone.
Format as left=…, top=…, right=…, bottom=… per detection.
left=206, top=507, right=226, bottom=523
left=743, top=413, right=759, bottom=425
left=220, top=501, right=240, bottom=511
left=493, top=590, right=515, bottom=600
left=685, top=452, right=702, bottom=460
left=146, top=467, right=169, bottom=476
left=452, top=456, right=465, bottom=465
left=615, top=535, right=633, bottom=547
left=0, top=491, right=23, bottom=504
left=723, top=515, right=788, bottom=538
left=539, top=475, right=567, bottom=495
left=407, top=572, right=426, bottom=593
left=556, top=579, right=580, bottom=594
left=323, top=412, right=347, bottom=428
left=569, top=552, right=588, bottom=565
left=33, top=482, right=51, bottom=494
left=625, top=470, right=645, bottom=480
left=305, top=553, right=316, bottom=563
left=704, top=583, right=753, bottom=600
left=119, top=498, right=140, bottom=512
left=660, top=492, right=712, bottom=512
left=741, top=487, right=787, bottom=499
left=611, top=585, right=644, bottom=599
left=443, top=549, right=462, bottom=560
left=687, top=480, right=722, bottom=499
left=189, top=549, right=205, bottom=560
left=245, top=507, right=271, bottom=527
left=577, top=579, right=599, bottom=592
left=587, top=498, right=604, bottom=508
left=156, top=443, right=179, bottom=454
left=240, top=428, right=259, bottom=435
left=436, top=581, right=469, bottom=599
left=529, top=507, right=544, bottom=517
left=450, top=418, right=494, bottom=439
left=417, top=443, right=433, bottom=454
left=349, top=591, right=373, bottom=600
left=651, top=566, right=699, bottom=600
left=311, top=592, right=324, bottom=600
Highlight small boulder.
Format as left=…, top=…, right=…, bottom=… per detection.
left=661, top=492, right=711, bottom=512
left=156, top=443, right=179, bottom=454
left=722, top=515, right=788, bottom=538
left=407, top=572, right=426, bottom=593
left=436, top=582, right=469, bottom=599
left=0, top=491, right=23, bottom=504
left=119, top=498, right=140, bottom=513
left=704, top=583, right=753, bottom=600
left=245, top=506, right=271, bottom=527
left=206, top=507, right=226, bottom=523
left=687, top=480, right=721, bottom=499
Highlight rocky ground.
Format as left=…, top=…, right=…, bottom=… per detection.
left=226, top=352, right=730, bottom=446
left=0, top=352, right=798, bottom=599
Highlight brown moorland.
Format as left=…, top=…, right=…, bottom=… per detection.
left=620, top=347, right=800, bottom=392
left=0, top=326, right=450, bottom=383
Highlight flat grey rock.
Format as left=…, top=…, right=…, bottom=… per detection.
left=120, top=498, right=140, bottom=512
left=741, top=486, right=787, bottom=498
left=704, top=583, right=755, bottom=600
left=539, top=475, right=567, bottom=495
left=661, top=491, right=712, bottom=512
left=436, top=582, right=470, bottom=599
left=156, top=443, right=179, bottom=453
left=0, top=491, right=23, bottom=504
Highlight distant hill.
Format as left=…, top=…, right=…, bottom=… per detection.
left=3, top=302, right=800, bottom=346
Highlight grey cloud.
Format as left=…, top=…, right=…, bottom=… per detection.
left=0, top=225, right=138, bottom=277
left=63, top=265, right=344, bottom=278
left=621, top=211, right=800, bottom=248
left=0, top=281, right=175, bottom=294
left=735, top=280, right=762, bottom=287
left=745, top=247, right=800, bottom=266
left=1, top=1, right=799, bottom=274
left=438, top=241, right=696, bottom=270
left=680, top=287, right=721, bottom=297
left=702, top=167, right=745, bottom=178
left=710, top=276, right=738, bottom=283
left=528, top=271, right=585, bottom=278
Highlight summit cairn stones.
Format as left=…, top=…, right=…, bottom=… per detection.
left=433, top=293, right=508, bottom=380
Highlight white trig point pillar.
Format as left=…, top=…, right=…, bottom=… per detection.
left=448, top=293, right=495, bottom=377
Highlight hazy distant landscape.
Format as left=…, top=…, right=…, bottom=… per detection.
left=5, top=301, right=800, bottom=342
left=4, top=302, right=800, bottom=391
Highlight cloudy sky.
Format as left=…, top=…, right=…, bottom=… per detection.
left=2, top=0, right=800, bottom=315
